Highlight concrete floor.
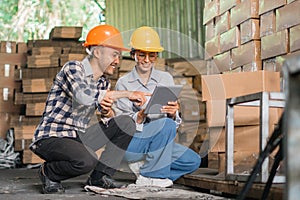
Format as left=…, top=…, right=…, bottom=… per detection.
left=0, top=166, right=227, bottom=200
left=0, top=166, right=128, bottom=200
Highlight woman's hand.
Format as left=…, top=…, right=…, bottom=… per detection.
left=161, top=101, right=179, bottom=119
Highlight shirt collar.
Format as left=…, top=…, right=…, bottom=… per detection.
left=81, top=57, right=93, bottom=77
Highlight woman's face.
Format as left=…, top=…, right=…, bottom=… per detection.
left=134, top=51, right=158, bottom=73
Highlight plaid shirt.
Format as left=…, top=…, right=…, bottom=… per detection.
left=31, top=57, right=110, bottom=143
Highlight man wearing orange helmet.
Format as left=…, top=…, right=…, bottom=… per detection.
left=30, top=24, right=150, bottom=193
left=115, top=26, right=201, bottom=187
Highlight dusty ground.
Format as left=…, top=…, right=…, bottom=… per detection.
left=0, top=166, right=229, bottom=200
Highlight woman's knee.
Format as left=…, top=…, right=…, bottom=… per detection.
left=189, top=151, right=201, bottom=170
left=154, top=118, right=177, bottom=133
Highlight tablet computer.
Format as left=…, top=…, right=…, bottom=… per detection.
left=144, top=85, right=183, bottom=114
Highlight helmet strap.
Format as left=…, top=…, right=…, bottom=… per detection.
left=86, top=48, right=93, bottom=56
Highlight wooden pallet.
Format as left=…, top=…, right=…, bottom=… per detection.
left=177, top=168, right=284, bottom=200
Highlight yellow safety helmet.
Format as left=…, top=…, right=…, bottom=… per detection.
left=130, top=26, right=164, bottom=52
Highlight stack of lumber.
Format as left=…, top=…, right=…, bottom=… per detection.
left=12, top=26, right=86, bottom=164
left=0, top=41, right=27, bottom=140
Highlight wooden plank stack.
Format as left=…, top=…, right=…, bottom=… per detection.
left=11, top=26, right=86, bottom=164
left=0, top=41, right=27, bottom=140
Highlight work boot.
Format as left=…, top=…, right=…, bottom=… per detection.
left=38, top=164, right=65, bottom=194
left=86, top=175, right=126, bottom=189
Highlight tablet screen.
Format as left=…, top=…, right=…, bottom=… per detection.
left=144, top=85, right=183, bottom=114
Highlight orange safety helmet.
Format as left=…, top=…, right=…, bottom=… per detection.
left=83, top=24, right=130, bottom=51
left=130, top=26, right=164, bottom=52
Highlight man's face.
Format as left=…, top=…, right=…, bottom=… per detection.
left=97, top=46, right=121, bottom=76
left=134, top=51, right=158, bottom=73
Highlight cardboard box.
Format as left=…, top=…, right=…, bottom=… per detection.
left=276, top=0, right=300, bottom=31
left=232, top=40, right=261, bottom=69
left=220, top=27, right=240, bottom=53
left=201, top=70, right=281, bottom=101
left=192, top=75, right=202, bottom=93
left=215, top=11, right=230, bottom=35
left=167, top=59, right=207, bottom=76
left=243, top=60, right=262, bottom=71
left=205, top=35, right=220, bottom=60
left=205, top=20, right=215, bottom=41
left=203, top=0, right=219, bottom=25
left=260, top=10, right=276, bottom=37
left=240, top=19, right=260, bottom=44
left=287, top=0, right=297, bottom=3
left=119, top=58, right=135, bottom=72
left=231, top=0, right=259, bottom=27
left=213, top=51, right=231, bottom=73
left=263, top=58, right=277, bottom=72
left=209, top=125, right=276, bottom=152
left=207, top=59, right=221, bottom=75
left=261, top=29, right=289, bottom=60
left=275, top=50, right=300, bottom=73
left=219, top=0, right=240, bottom=15
left=218, top=151, right=259, bottom=173
left=290, top=24, right=300, bottom=53
left=259, top=0, right=286, bottom=15
left=178, top=121, right=201, bottom=145
left=174, top=77, right=193, bottom=88
left=181, top=99, right=205, bottom=121
left=206, top=100, right=283, bottom=127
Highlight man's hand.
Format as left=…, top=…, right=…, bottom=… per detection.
left=100, top=95, right=114, bottom=118
left=161, top=101, right=179, bottom=119
left=128, top=91, right=151, bottom=106
left=104, top=90, right=151, bottom=106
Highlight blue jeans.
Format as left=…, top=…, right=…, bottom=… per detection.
left=124, top=118, right=201, bottom=181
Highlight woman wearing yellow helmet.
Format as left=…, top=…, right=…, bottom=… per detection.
left=115, top=26, right=201, bottom=187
